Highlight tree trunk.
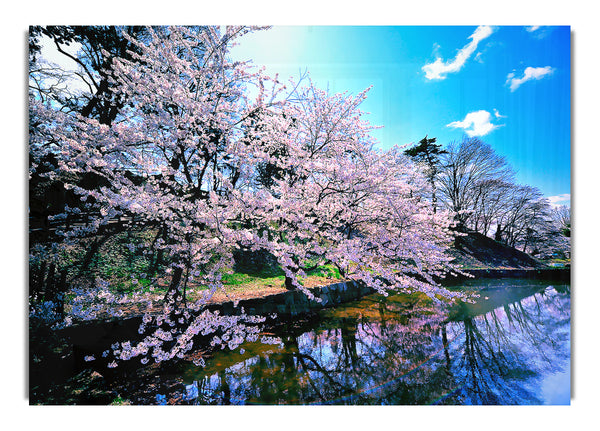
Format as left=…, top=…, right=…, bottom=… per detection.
left=165, top=266, right=184, bottom=304
left=284, top=276, right=295, bottom=291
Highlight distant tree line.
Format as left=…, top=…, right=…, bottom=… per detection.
left=405, top=135, right=571, bottom=259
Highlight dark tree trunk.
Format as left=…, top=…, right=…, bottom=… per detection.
left=284, top=276, right=295, bottom=291
left=165, top=266, right=184, bottom=304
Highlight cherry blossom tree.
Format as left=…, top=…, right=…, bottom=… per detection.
left=29, top=26, right=465, bottom=367
left=256, top=83, right=462, bottom=297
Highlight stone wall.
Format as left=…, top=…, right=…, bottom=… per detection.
left=208, top=281, right=374, bottom=317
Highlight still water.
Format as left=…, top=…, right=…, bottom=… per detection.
left=149, top=278, right=571, bottom=405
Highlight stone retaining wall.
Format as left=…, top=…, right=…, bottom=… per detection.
left=208, top=280, right=374, bottom=317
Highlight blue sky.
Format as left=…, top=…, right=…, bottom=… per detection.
left=230, top=26, right=571, bottom=206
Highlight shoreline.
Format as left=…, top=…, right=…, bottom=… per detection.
left=58, top=267, right=570, bottom=352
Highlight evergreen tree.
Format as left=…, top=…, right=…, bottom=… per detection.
left=404, top=135, right=447, bottom=213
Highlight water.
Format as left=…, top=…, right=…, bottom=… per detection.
left=136, top=278, right=571, bottom=405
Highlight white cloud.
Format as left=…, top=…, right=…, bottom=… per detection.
left=446, top=110, right=502, bottom=137
left=507, top=66, right=554, bottom=91
left=525, top=26, right=553, bottom=39
left=422, top=26, right=495, bottom=80
left=493, top=108, right=506, bottom=119
left=547, top=194, right=571, bottom=208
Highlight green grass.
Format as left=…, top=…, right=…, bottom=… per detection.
left=221, top=263, right=341, bottom=289
left=307, top=264, right=341, bottom=279
left=110, top=396, right=132, bottom=405
left=222, top=264, right=285, bottom=284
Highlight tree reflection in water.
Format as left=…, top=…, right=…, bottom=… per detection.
left=176, top=280, right=570, bottom=405
left=442, top=284, right=570, bottom=405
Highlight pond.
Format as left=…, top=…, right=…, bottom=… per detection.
left=129, top=278, right=570, bottom=405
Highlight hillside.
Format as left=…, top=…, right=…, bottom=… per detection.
left=448, top=231, right=545, bottom=269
